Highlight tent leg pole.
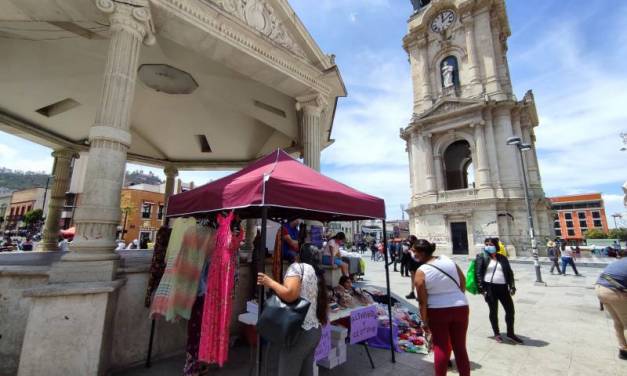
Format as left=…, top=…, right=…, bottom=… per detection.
left=381, top=219, right=395, bottom=363
left=256, top=207, right=268, bottom=376
left=145, top=318, right=156, bottom=368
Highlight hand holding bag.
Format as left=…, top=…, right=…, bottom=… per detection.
left=257, top=264, right=311, bottom=346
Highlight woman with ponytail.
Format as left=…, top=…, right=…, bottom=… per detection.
left=413, top=239, right=470, bottom=376
left=257, top=243, right=328, bottom=376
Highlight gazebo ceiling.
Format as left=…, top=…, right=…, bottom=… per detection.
left=0, top=0, right=346, bottom=169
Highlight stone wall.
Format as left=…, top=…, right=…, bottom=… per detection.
left=0, top=266, right=49, bottom=376
left=0, top=251, right=255, bottom=375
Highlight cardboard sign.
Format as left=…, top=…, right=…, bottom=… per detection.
left=314, top=324, right=331, bottom=361
left=349, top=305, right=378, bottom=344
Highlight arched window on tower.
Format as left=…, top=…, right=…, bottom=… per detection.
left=443, top=140, right=472, bottom=190
left=440, top=56, right=460, bottom=90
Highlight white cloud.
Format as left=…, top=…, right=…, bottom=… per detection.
left=509, top=19, right=627, bottom=196
left=0, top=141, right=52, bottom=173
left=349, top=12, right=358, bottom=23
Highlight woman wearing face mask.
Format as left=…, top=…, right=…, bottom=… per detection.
left=475, top=238, right=522, bottom=344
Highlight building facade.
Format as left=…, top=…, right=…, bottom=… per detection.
left=549, top=193, right=609, bottom=245
left=4, top=187, right=50, bottom=230
left=401, top=0, right=552, bottom=256
left=119, top=186, right=165, bottom=245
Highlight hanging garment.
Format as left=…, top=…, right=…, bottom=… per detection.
left=272, top=227, right=282, bottom=282
left=144, top=226, right=172, bottom=308
left=151, top=220, right=214, bottom=321
left=183, top=295, right=205, bottom=376
left=199, top=212, right=244, bottom=366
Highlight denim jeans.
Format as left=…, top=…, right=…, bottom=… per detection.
left=561, top=256, right=579, bottom=275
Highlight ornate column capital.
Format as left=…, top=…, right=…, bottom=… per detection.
left=95, top=0, right=156, bottom=45
left=163, top=165, right=179, bottom=178
left=51, top=149, right=80, bottom=161
left=296, top=93, right=328, bottom=116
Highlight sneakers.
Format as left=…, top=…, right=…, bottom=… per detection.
left=405, top=292, right=416, bottom=299
left=494, top=335, right=504, bottom=343
left=507, top=334, right=524, bottom=344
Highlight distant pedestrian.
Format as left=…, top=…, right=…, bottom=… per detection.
left=405, top=235, right=421, bottom=299
left=21, top=237, right=33, bottom=251
left=476, top=238, right=523, bottom=344
left=547, top=240, right=562, bottom=274
left=392, top=242, right=400, bottom=272
left=400, top=241, right=410, bottom=277
left=561, top=245, right=580, bottom=276
left=413, top=239, right=470, bottom=376
left=370, top=242, right=377, bottom=261
left=595, top=258, right=627, bottom=360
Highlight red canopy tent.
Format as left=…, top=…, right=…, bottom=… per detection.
left=163, top=149, right=395, bottom=373
left=166, top=149, right=386, bottom=221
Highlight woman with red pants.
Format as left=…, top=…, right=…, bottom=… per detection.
left=413, top=239, right=470, bottom=376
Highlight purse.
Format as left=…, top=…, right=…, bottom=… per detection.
left=257, top=264, right=311, bottom=346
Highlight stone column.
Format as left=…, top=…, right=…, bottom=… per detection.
left=483, top=108, right=502, bottom=190
left=37, top=149, right=78, bottom=251
left=163, top=165, right=178, bottom=216
left=422, top=133, right=437, bottom=194
left=472, top=123, right=491, bottom=189
left=493, top=106, right=520, bottom=189
left=521, top=125, right=542, bottom=187
left=64, top=0, right=154, bottom=266
left=434, top=154, right=444, bottom=192
left=17, top=2, right=155, bottom=375
left=297, top=94, right=326, bottom=172
left=461, top=14, right=480, bottom=86
left=418, top=36, right=433, bottom=103
left=410, top=132, right=424, bottom=194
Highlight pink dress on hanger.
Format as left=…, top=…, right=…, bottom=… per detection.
left=198, top=212, right=244, bottom=366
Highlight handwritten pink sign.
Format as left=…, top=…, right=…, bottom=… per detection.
left=314, top=324, right=331, bottom=361
left=350, top=305, right=378, bottom=344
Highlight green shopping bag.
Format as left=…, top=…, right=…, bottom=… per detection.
left=465, top=259, right=479, bottom=295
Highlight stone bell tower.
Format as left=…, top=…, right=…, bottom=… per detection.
left=401, top=0, right=552, bottom=256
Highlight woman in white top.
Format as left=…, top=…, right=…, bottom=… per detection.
left=257, top=244, right=329, bottom=376
left=475, top=238, right=522, bottom=344
left=413, top=239, right=470, bottom=376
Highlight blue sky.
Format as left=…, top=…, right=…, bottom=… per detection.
left=1, top=0, right=626, bottom=223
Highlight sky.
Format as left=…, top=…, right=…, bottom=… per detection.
left=1, top=0, right=626, bottom=224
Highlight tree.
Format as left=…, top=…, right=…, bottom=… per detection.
left=22, top=209, right=43, bottom=228
left=584, top=228, right=608, bottom=239
left=608, top=228, right=627, bottom=242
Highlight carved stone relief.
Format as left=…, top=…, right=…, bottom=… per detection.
left=205, top=0, right=306, bottom=58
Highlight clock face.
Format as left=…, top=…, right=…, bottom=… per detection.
left=431, top=10, right=456, bottom=33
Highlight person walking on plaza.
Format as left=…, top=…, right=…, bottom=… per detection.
left=257, top=244, right=329, bottom=376
left=561, top=244, right=580, bottom=276
left=595, top=258, right=627, bottom=360
left=400, top=240, right=410, bottom=277
left=476, top=238, right=523, bottom=344
left=413, top=239, right=470, bottom=376
left=406, top=235, right=422, bottom=299
left=547, top=239, right=562, bottom=274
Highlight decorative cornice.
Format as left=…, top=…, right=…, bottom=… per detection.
left=204, top=0, right=306, bottom=58
left=96, top=0, right=156, bottom=45
left=159, top=0, right=331, bottom=96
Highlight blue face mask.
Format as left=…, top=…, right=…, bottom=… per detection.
left=484, top=245, right=497, bottom=254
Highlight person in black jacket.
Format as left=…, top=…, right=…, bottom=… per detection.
left=475, top=238, right=523, bottom=344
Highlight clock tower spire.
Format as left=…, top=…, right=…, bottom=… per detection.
left=401, top=0, right=552, bottom=256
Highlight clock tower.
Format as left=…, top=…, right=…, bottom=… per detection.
left=401, top=0, right=552, bottom=256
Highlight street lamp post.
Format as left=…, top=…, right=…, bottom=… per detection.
left=611, top=213, right=622, bottom=229
left=507, top=136, right=544, bottom=285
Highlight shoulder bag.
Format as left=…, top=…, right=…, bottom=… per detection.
left=257, top=264, right=311, bottom=346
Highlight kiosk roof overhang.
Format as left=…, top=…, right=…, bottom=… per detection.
left=0, top=0, right=346, bottom=170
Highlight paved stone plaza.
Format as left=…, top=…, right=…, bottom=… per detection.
left=118, top=256, right=626, bottom=376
